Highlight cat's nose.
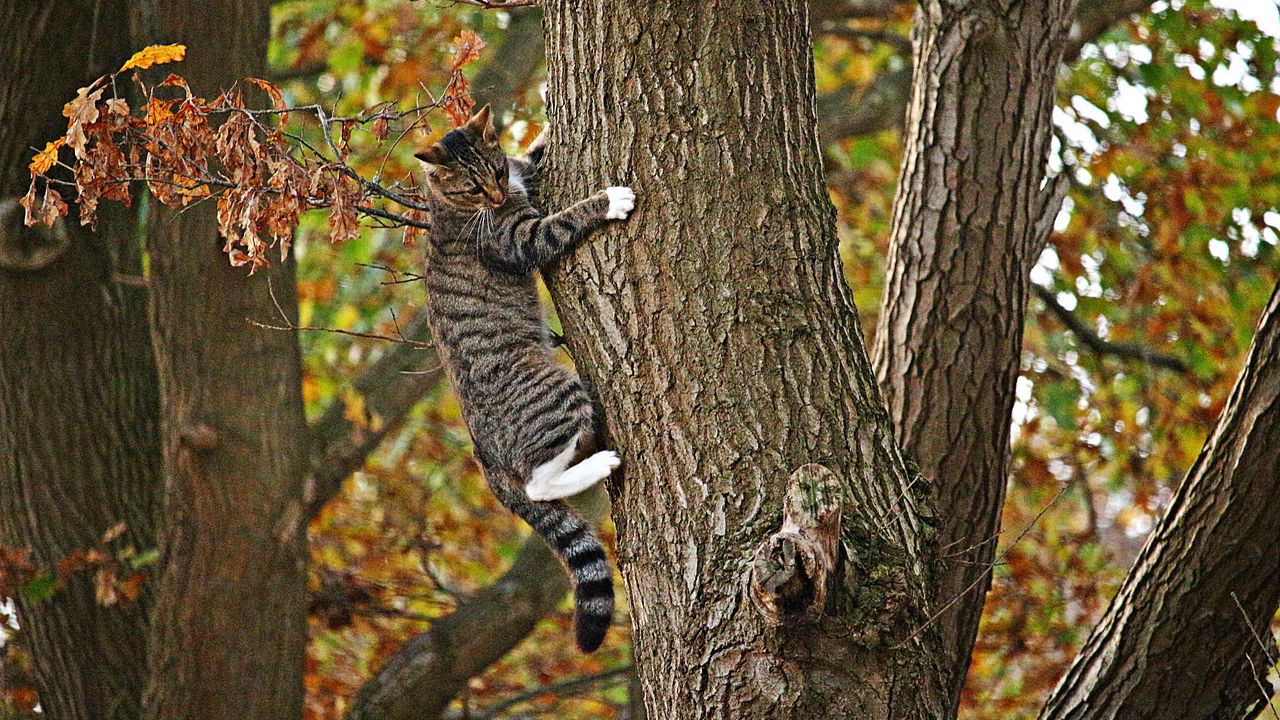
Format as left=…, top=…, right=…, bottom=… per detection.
left=487, top=190, right=505, bottom=205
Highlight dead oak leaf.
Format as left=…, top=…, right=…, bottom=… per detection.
left=63, top=85, right=104, bottom=159
left=450, top=30, right=487, bottom=71
left=119, top=43, right=187, bottom=72
left=29, top=138, right=66, bottom=176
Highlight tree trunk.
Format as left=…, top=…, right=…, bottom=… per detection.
left=139, top=2, right=310, bottom=718
left=1040, top=282, right=1280, bottom=719
left=471, top=7, right=544, bottom=123
left=0, top=2, right=158, bottom=718
left=871, top=0, right=1076, bottom=705
left=541, top=1, right=946, bottom=717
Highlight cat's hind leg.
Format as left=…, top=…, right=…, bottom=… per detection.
left=525, top=450, right=620, bottom=501
left=526, top=432, right=580, bottom=500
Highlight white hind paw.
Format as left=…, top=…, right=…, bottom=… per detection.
left=603, top=187, right=635, bottom=220
left=526, top=451, right=620, bottom=501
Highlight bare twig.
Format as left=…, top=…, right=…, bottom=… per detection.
left=251, top=279, right=433, bottom=348
left=357, top=262, right=428, bottom=285
left=897, top=484, right=1070, bottom=648
left=1033, top=284, right=1191, bottom=374
left=448, top=0, right=540, bottom=8
left=476, top=665, right=633, bottom=719
left=1232, top=591, right=1280, bottom=720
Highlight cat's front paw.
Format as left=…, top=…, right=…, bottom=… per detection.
left=603, top=186, right=636, bottom=220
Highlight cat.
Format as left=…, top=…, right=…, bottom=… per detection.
left=414, top=105, right=635, bottom=652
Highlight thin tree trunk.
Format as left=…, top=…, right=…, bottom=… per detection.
left=471, top=7, right=544, bottom=124
left=872, top=0, right=1076, bottom=706
left=541, top=1, right=945, bottom=717
left=0, top=2, right=158, bottom=719
left=1040, top=282, right=1280, bottom=719
left=140, top=2, right=309, bottom=718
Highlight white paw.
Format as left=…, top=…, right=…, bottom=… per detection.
left=603, top=186, right=636, bottom=220
left=585, top=450, right=622, bottom=474
left=525, top=451, right=621, bottom=501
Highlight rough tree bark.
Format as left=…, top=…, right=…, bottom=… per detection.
left=1040, top=282, right=1280, bottom=718
left=871, top=0, right=1077, bottom=706
left=542, top=1, right=946, bottom=717
left=139, top=2, right=310, bottom=719
left=0, top=3, right=158, bottom=719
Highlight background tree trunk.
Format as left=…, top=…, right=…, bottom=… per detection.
left=1040, top=282, right=1280, bottom=719
left=871, top=0, right=1076, bottom=705
left=139, top=2, right=310, bottom=718
left=541, top=1, right=947, bottom=717
left=471, top=7, right=544, bottom=124
left=0, top=2, right=158, bottom=718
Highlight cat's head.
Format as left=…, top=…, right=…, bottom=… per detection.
left=415, top=105, right=509, bottom=210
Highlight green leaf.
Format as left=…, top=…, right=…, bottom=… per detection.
left=22, top=573, right=58, bottom=604
left=129, top=547, right=161, bottom=569
left=1040, top=382, right=1079, bottom=430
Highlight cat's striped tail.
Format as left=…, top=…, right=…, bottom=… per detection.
left=487, top=471, right=614, bottom=652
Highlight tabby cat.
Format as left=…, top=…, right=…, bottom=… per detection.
left=415, top=106, right=635, bottom=652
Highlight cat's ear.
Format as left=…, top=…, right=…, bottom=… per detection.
left=414, top=143, right=449, bottom=167
left=468, top=104, right=497, bottom=143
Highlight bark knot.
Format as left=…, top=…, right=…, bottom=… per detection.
left=179, top=423, right=220, bottom=451
left=749, top=464, right=844, bottom=625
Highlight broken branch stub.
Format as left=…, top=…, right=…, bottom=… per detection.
left=749, top=463, right=844, bottom=625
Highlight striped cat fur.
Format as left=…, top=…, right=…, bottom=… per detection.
left=415, top=106, right=635, bottom=652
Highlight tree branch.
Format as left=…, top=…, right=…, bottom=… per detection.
left=451, top=0, right=539, bottom=8
left=818, top=67, right=913, bottom=141
left=306, top=310, right=442, bottom=519
left=817, top=0, right=1154, bottom=142
left=1041, top=281, right=1280, bottom=718
left=345, top=487, right=610, bottom=720
left=809, top=0, right=909, bottom=25
left=471, top=665, right=632, bottom=719
left=1032, top=284, right=1191, bottom=374
left=870, top=0, right=1077, bottom=709
left=1065, top=0, right=1153, bottom=63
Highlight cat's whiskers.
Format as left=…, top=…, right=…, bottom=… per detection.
left=461, top=209, right=484, bottom=240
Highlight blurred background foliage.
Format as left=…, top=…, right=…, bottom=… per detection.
left=123, top=0, right=1279, bottom=717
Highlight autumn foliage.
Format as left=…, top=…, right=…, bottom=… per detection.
left=23, top=35, right=487, bottom=271
left=4, top=0, right=1280, bottom=718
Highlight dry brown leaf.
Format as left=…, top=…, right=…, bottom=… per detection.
left=63, top=85, right=104, bottom=159
left=39, top=186, right=68, bottom=227
left=105, top=97, right=130, bottom=118
left=327, top=173, right=363, bottom=245
left=214, top=111, right=260, bottom=184
left=450, top=30, right=487, bottom=70
left=95, top=565, right=118, bottom=606
left=402, top=208, right=431, bottom=246
left=244, top=76, right=288, bottom=126
left=19, top=179, right=39, bottom=227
